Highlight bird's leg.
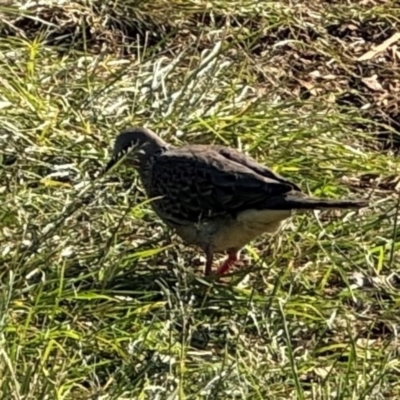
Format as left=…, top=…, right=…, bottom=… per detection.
left=205, top=250, right=214, bottom=276
left=216, top=251, right=239, bottom=275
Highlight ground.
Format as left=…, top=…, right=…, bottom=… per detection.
left=0, top=0, right=399, bottom=399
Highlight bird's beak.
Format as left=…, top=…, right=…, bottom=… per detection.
left=103, top=156, right=118, bottom=174
left=102, top=144, right=141, bottom=176
left=102, top=149, right=127, bottom=176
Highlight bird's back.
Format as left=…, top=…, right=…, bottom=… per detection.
left=145, top=144, right=298, bottom=227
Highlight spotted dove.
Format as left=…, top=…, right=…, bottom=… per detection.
left=105, top=127, right=368, bottom=276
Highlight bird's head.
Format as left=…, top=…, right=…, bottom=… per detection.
left=104, top=127, right=168, bottom=173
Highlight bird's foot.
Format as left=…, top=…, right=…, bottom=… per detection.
left=216, top=252, right=238, bottom=275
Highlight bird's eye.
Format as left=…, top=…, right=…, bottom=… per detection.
left=154, top=146, right=167, bottom=157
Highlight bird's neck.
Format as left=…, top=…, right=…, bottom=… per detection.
left=138, top=146, right=168, bottom=192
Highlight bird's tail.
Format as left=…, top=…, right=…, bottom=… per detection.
left=266, top=192, right=368, bottom=210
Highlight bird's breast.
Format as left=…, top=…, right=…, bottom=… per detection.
left=171, top=208, right=292, bottom=253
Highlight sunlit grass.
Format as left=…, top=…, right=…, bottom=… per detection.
left=0, top=1, right=399, bottom=399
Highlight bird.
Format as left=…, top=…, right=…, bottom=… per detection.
left=104, top=126, right=368, bottom=276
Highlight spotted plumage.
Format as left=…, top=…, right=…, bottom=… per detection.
left=105, top=127, right=368, bottom=276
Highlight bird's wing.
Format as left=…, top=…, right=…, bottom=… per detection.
left=213, top=145, right=302, bottom=192
left=149, top=145, right=300, bottom=224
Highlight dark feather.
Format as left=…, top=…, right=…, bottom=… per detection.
left=148, top=145, right=299, bottom=223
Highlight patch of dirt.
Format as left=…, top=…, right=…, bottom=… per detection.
left=326, top=17, right=396, bottom=42
left=342, top=173, right=400, bottom=193
left=251, top=14, right=400, bottom=152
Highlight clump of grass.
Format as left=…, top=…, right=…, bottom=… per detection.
left=0, top=0, right=399, bottom=398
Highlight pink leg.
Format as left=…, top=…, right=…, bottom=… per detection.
left=216, top=252, right=239, bottom=275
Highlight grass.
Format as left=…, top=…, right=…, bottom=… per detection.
left=0, top=0, right=400, bottom=398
